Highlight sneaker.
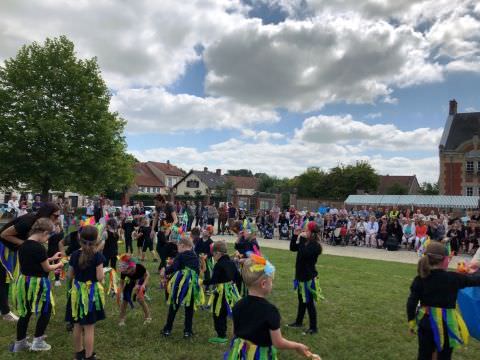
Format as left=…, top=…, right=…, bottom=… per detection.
left=143, top=317, right=152, bottom=325
left=2, top=312, right=19, bottom=322
left=10, top=338, right=31, bottom=352
left=183, top=331, right=194, bottom=339
left=208, top=337, right=228, bottom=344
left=286, top=322, right=303, bottom=328
left=118, top=319, right=126, bottom=327
left=74, top=350, right=86, bottom=360
left=31, top=337, right=52, bottom=351
left=55, top=280, right=62, bottom=287
left=162, top=329, right=171, bottom=337
left=85, top=352, right=98, bottom=360
left=302, top=329, right=318, bottom=335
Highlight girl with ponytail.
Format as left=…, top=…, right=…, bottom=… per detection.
left=287, top=221, right=323, bottom=335
left=407, top=242, right=480, bottom=359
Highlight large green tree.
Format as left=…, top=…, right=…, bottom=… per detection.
left=419, top=181, right=439, bottom=195
left=0, top=36, right=134, bottom=198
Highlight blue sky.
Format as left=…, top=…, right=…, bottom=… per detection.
left=2, top=0, right=480, bottom=182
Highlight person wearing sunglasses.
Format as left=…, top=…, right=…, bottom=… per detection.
left=0, top=202, right=60, bottom=322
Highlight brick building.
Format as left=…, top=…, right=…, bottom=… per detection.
left=439, top=100, right=480, bottom=196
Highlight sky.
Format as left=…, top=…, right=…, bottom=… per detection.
left=1, top=0, right=480, bottom=183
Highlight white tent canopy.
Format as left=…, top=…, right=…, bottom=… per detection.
left=345, top=195, right=480, bottom=209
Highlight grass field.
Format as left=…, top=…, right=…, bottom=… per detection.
left=1, top=247, right=479, bottom=360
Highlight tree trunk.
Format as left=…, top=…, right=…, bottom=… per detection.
left=41, top=178, right=51, bottom=202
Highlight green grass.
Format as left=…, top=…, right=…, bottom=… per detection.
left=1, top=247, right=479, bottom=360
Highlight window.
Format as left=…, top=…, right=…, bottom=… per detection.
left=138, top=186, right=144, bottom=193
left=466, top=161, right=474, bottom=174
left=478, top=161, right=480, bottom=173
left=466, top=187, right=473, bottom=196
left=167, top=177, right=174, bottom=187
left=187, top=180, right=200, bottom=188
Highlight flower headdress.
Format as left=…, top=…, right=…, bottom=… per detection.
left=248, top=253, right=275, bottom=277
left=118, top=254, right=137, bottom=272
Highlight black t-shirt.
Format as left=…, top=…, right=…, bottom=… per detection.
left=69, top=250, right=105, bottom=282
left=48, top=231, right=64, bottom=257
left=228, top=207, right=237, bottom=219
left=19, top=240, right=49, bottom=277
left=233, top=295, right=281, bottom=347
left=65, top=231, right=81, bottom=256
left=122, top=221, right=135, bottom=239
left=138, top=226, right=151, bottom=243
left=0, top=214, right=37, bottom=250
left=103, top=230, right=119, bottom=257
left=121, top=263, right=147, bottom=282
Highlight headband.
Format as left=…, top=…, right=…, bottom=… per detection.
left=248, top=253, right=275, bottom=277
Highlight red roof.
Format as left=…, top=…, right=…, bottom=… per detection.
left=226, top=176, right=259, bottom=190
left=134, top=163, right=165, bottom=187
left=147, top=161, right=185, bottom=177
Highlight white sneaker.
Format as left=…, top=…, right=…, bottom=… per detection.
left=118, top=319, right=126, bottom=327
left=143, top=317, right=152, bottom=325
left=2, top=312, right=19, bottom=322
left=31, top=337, right=51, bottom=351
left=55, top=280, right=61, bottom=287
left=11, top=338, right=31, bottom=352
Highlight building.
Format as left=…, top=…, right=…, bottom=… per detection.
left=174, top=168, right=226, bottom=197
left=226, top=175, right=260, bottom=210
left=132, top=161, right=185, bottom=195
left=439, top=100, right=480, bottom=196
left=375, top=175, right=421, bottom=195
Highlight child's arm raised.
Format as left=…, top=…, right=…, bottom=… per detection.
left=270, top=328, right=310, bottom=357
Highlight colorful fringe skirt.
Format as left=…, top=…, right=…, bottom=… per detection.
left=208, top=282, right=241, bottom=317
left=0, top=242, right=19, bottom=282
left=294, top=278, right=324, bottom=303
left=66, top=280, right=105, bottom=325
left=224, top=338, right=278, bottom=360
left=167, top=268, right=204, bottom=310
left=416, top=306, right=469, bottom=352
left=12, top=275, right=54, bottom=317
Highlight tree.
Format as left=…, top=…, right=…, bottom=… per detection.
left=386, top=183, right=408, bottom=195
left=0, top=36, right=134, bottom=199
left=419, top=182, right=439, bottom=195
left=227, top=169, right=253, bottom=177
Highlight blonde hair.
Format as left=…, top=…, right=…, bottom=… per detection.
left=241, top=258, right=267, bottom=287
left=29, top=218, right=54, bottom=236
left=212, top=240, right=227, bottom=254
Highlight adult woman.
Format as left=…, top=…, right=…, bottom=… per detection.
left=0, top=203, right=60, bottom=322
left=151, top=195, right=177, bottom=272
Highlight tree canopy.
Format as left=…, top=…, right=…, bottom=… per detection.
left=0, top=36, right=134, bottom=198
left=419, top=182, right=439, bottom=195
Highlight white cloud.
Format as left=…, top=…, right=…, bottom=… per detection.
left=365, top=112, right=382, bottom=119
left=204, top=15, right=442, bottom=111
left=294, top=115, right=443, bottom=151
left=131, top=137, right=439, bottom=183
left=110, top=87, right=279, bottom=133
left=241, top=129, right=285, bottom=142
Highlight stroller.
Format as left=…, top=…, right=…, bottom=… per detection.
left=279, top=223, right=290, bottom=240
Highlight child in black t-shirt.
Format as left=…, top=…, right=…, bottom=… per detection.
left=407, top=242, right=480, bottom=359
left=118, top=254, right=151, bottom=326
left=203, top=241, right=241, bottom=344
left=11, top=218, right=63, bottom=353
left=122, top=216, right=135, bottom=253
left=288, top=223, right=323, bottom=335
left=195, top=225, right=214, bottom=283
left=226, top=254, right=317, bottom=360
left=102, top=219, right=119, bottom=269
left=161, top=237, right=203, bottom=338
left=66, top=225, right=106, bottom=360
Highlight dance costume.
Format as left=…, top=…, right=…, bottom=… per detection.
left=66, top=251, right=106, bottom=325
left=203, top=254, right=241, bottom=339
left=164, top=250, right=203, bottom=334
left=407, top=269, right=480, bottom=359
left=14, top=240, right=54, bottom=341
left=102, top=230, right=119, bottom=269
left=225, top=295, right=280, bottom=360
left=121, top=263, right=147, bottom=308
left=194, top=237, right=214, bottom=282
left=290, top=234, right=322, bottom=331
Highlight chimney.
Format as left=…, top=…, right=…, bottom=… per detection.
left=204, top=167, right=208, bottom=172
left=166, top=160, right=170, bottom=165
left=216, top=169, right=221, bottom=176
left=449, top=99, right=457, bottom=115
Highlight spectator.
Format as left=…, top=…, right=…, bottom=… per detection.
left=7, top=194, right=20, bottom=218
left=217, top=203, right=228, bottom=235
left=402, top=219, right=416, bottom=250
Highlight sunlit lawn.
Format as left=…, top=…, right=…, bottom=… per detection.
left=1, top=246, right=479, bottom=359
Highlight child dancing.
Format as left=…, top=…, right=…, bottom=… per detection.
left=288, top=223, right=323, bottom=335
left=407, top=242, right=480, bottom=359
left=203, top=241, right=242, bottom=344
left=11, top=218, right=63, bottom=352
left=66, top=225, right=106, bottom=360
left=118, top=254, right=151, bottom=326
left=161, top=237, right=204, bottom=338
left=225, top=254, right=320, bottom=359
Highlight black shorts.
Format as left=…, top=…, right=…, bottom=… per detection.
left=142, top=238, right=153, bottom=252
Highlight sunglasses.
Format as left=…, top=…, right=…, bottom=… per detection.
left=52, top=213, right=60, bottom=218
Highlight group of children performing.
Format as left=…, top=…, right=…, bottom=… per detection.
left=1, top=198, right=480, bottom=360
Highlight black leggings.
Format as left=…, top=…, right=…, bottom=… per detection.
left=164, top=303, right=194, bottom=333
left=0, top=265, right=10, bottom=315
left=212, top=295, right=228, bottom=338
left=17, top=307, right=52, bottom=340
left=125, top=236, right=133, bottom=253
left=104, top=256, right=117, bottom=269
left=295, top=290, right=317, bottom=330
left=417, top=316, right=453, bottom=360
